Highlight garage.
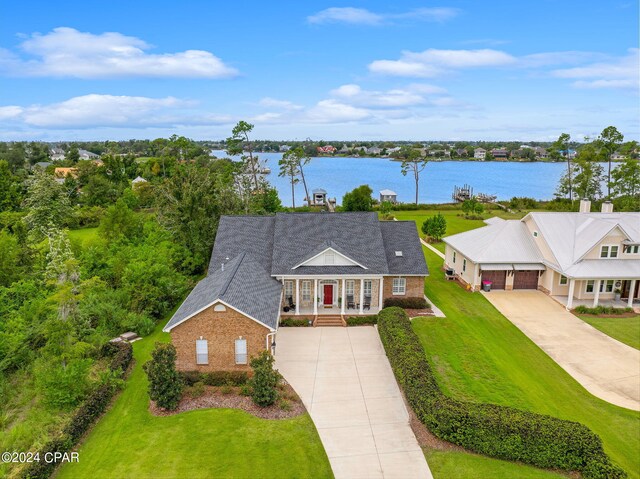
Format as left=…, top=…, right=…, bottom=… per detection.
left=481, top=270, right=507, bottom=289
left=513, top=270, right=539, bottom=289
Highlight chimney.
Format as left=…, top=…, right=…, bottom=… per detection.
left=579, top=198, right=591, bottom=213
left=601, top=200, right=613, bottom=213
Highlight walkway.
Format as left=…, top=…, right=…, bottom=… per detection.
left=275, top=327, right=433, bottom=479
left=419, top=238, right=445, bottom=259
left=483, top=290, right=640, bottom=411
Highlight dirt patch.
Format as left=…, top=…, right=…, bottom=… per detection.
left=405, top=308, right=435, bottom=318
left=575, top=312, right=637, bottom=318
left=150, top=383, right=306, bottom=420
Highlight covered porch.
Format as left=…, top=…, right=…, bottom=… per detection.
left=280, top=276, right=384, bottom=316
left=559, top=278, right=639, bottom=310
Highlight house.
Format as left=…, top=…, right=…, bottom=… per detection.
left=533, top=147, right=548, bottom=159
left=163, top=212, right=429, bottom=371
left=78, top=149, right=99, bottom=160
left=33, top=161, right=52, bottom=170
left=367, top=147, right=382, bottom=155
left=380, top=189, right=397, bottom=204
left=474, top=148, right=486, bottom=160
left=443, top=200, right=640, bottom=309
left=54, top=167, right=78, bottom=178
left=132, top=176, right=148, bottom=187
left=279, top=145, right=291, bottom=152
left=611, top=152, right=626, bottom=161
left=309, top=188, right=327, bottom=206
left=316, top=145, right=337, bottom=154
left=491, top=148, right=509, bottom=160
left=50, top=148, right=65, bottom=161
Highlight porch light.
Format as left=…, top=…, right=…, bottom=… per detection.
left=271, top=340, right=276, bottom=354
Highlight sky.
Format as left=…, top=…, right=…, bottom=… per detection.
left=0, top=0, right=638, bottom=142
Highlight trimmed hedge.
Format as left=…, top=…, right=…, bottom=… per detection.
left=179, top=370, right=249, bottom=387
left=20, top=341, right=133, bottom=479
left=279, top=317, right=312, bottom=327
left=346, top=315, right=378, bottom=326
left=383, top=297, right=430, bottom=309
left=377, top=307, right=626, bottom=479
left=574, top=305, right=633, bottom=315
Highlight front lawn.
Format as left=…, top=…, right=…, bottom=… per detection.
left=578, top=314, right=640, bottom=350
left=57, top=324, right=332, bottom=479
left=416, top=248, right=640, bottom=478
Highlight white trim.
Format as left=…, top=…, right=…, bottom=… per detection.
left=576, top=224, right=629, bottom=263
left=163, top=299, right=276, bottom=333
left=291, top=247, right=368, bottom=270
left=392, top=277, right=406, bottom=295
left=274, top=274, right=422, bottom=279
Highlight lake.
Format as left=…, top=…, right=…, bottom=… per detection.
left=211, top=150, right=575, bottom=205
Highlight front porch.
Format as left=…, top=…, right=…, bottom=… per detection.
left=555, top=278, right=639, bottom=310
left=281, top=304, right=382, bottom=316
left=552, top=295, right=639, bottom=311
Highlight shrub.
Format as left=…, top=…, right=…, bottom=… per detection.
left=421, top=213, right=447, bottom=241
left=383, top=297, right=429, bottom=309
left=279, top=399, right=292, bottom=411
left=220, top=383, right=233, bottom=395
left=279, top=317, right=311, bottom=327
left=462, top=198, right=484, bottom=216
left=143, top=343, right=183, bottom=410
left=36, top=359, right=93, bottom=410
left=377, top=307, right=626, bottom=479
left=249, top=350, right=281, bottom=407
left=574, top=305, right=632, bottom=315
left=179, top=370, right=249, bottom=387
left=187, top=381, right=205, bottom=398
left=346, top=315, right=378, bottom=326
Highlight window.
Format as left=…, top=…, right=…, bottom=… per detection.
left=610, top=246, right=618, bottom=258
left=452, top=251, right=456, bottom=263
left=463, top=259, right=467, bottom=273
left=392, top=278, right=406, bottom=295
left=624, top=244, right=639, bottom=254
left=196, top=339, right=208, bottom=365
left=284, top=281, right=293, bottom=298
left=302, top=281, right=311, bottom=301
left=364, top=280, right=372, bottom=296
left=586, top=280, right=594, bottom=293
left=395, top=251, right=403, bottom=257
left=600, top=246, right=609, bottom=258
left=346, top=280, right=355, bottom=296
left=235, top=338, right=247, bottom=365
left=324, top=251, right=335, bottom=264
left=533, top=231, right=538, bottom=237
left=600, top=245, right=618, bottom=258
left=559, top=275, right=568, bottom=285
left=602, top=280, right=614, bottom=293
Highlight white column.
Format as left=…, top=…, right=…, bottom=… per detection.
left=359, top=278, right=365, bottom=314
left=379, top=277, right=384, bottom=311
left=313, top=279, right=318, bottom=315
left=341, top=278, right=346, bottom=315
left=566, top=279, right=575, bottom=310
left=593, top=279, right=601, bottom=308
left=629, top=280, right=637, bottom=308
left=295, top=278, right=300, bottom=315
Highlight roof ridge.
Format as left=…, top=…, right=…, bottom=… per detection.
left=218, top=252, right=246, bottom=298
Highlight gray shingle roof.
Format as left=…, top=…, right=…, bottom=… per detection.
left=271, top=212, right=389, bottom=275
left=165, top=252, right=281, bottom=332
left=379, top=221, right=430, bottom=275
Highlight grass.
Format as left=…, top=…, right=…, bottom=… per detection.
left=57, top=323, right=332, bottom=479
left=578, top=315, right=640, bottom=350
left=68, top=226, right=100, bottom=248
left=415, top=247, right=640, bottom=478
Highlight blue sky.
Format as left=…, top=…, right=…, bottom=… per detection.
left=0, top=0, right=638, bottom=141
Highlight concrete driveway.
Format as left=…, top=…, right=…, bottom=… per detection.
left=275, top=326, right=432, bottom=479
left=483, top=290, right=640, bottom=411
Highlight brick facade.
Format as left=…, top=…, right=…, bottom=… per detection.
left=382, top=276, right=425, bottom=300
left=170, top=303, right=271, bottom=371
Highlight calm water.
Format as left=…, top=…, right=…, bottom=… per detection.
left=212, top=150, right=574, bottom=205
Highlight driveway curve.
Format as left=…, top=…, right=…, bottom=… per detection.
left=275, top=326, right=433, bottom=479
left=483, top=290, right=640, bottom=411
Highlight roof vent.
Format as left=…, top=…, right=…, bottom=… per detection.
left=395, top=251, right=403, bottom=257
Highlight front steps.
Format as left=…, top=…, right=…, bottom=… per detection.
left=314, top=314, right=345, bottom=327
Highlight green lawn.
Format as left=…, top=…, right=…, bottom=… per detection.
left=57, top=324, right=332, bottom=479
left=578, top=315, right=640, bottom=350
left=68, top=227, right=100, bottom=248
left=416, top=248, right=640, bottom=478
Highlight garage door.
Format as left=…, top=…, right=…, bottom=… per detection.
left=513, top=270, right=539, bottom=289
left=482, top=270, right=506, bottom=289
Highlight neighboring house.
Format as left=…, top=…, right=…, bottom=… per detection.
left=367, top=147, right=382, bottom=155
left=443, top=200, right=640, bottom=309
left=611, top=152, right=626, bottom=160
left=50, top=148, right=65, bottom=161
left=474, top=148, right=486, bottom=160
left=54, top=167, right=78, bottom=178
left=491, top=148, right=509, bottom=159
left=380, top=189, right=397, bottom=204
left=78, top=149, right=99, bottom=160
left=132, top=176, right=148, bottom=187
left=533, top=147, right=548, bottom=159
left=163, top=212, right=429, bottom=370
left=279, top=145, right=291, bottom=152
left=33, top=161, right=52, bottom=170
left=309, top=188, right=327, bottom=206
left=316, top=145, right=337, bottom=154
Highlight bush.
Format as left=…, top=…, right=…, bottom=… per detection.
left=249, top=350, right=281, bottom=407
left=377, top=307, right=626, bottom=479
left=100, top=341, right=133, bottom=375
left=509, top=196, right=538, bottom=210
left=462, top=198, right=484, bottom=216
left=346, top=315, right=378, bottom=326
left=421, top=213, right=447, bottom=241
left=36, top=359, right=93, bottom=409
left=383, top=297, right=429, bottom=309
left=574, top=305, right=633, bottom=315
left=179, top=370, right=249, bottom=387
left=186, top=381, right=206, bottom=398
left=279, top=317, right=312, bottom=327
left=143, top=343, right=183, bottom=410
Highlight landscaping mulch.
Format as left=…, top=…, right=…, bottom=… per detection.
left=150, top=384, right=306, bottom=420
left=576, top=312, right=637, bottom=318
left=405, top=308, right=435, bottom=318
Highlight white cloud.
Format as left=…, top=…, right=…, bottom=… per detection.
left=551, top=49, right=639, bottom=90
left=306, top=99, right=372, bottom=123
left=307, top=7, right=459, bottom=25
left=0, top=94, right=232, bottom=129
left=258, top=97, right=303, bottom=109
left=0, top=27, right=238, bottom=79
left=330, top=83, right=429, bottom=108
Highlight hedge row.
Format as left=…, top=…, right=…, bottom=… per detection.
left=179, top=370, right=249, bottom=387
left=346, top=315, right=378, bottom=326
left=377, top=307, right=626, bottom=479
left=383, top=297, right=430, bottom=309
left=574, top=305, right=633, bottom=315
left=21, top=341, right=133, bottom=479
left=279, top=318, right=312, bottom=327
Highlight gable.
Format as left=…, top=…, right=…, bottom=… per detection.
left=294, top=247, right=365, bottom=268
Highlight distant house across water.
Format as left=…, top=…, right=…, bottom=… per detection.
left=474, top=148, right=486, bottom=160
left=379, top=189, right=397, bottom=204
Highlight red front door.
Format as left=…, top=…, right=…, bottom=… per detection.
left=323, top=285, right=333, bottom=305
